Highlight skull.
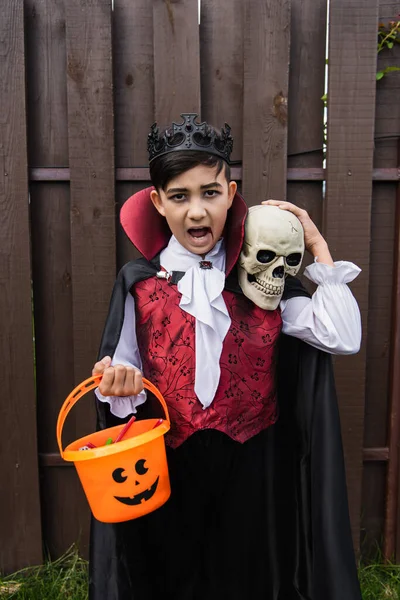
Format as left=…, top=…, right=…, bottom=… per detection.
left=238, top=205, right=305, bottom=310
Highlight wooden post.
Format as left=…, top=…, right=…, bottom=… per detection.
left=0, top=0, right=42, bottom=572
left=385, top=139, right=400, bottom=560
left=325, top=0, right=378, bottom=551
left=362, top=0, right=400, bottom=558
left=64, top=0, right=116, bottom=551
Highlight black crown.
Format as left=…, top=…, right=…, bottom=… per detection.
left=147, top=113, right=233, bottom=164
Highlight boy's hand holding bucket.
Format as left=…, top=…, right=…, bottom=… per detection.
left=92, top=356, right=144, bottom=397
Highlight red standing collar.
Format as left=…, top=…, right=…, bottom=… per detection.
left=120, top=187, right=248, bottom=276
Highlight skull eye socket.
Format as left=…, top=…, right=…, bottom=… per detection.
left=257, top=250, right=276, bottom=264
left=135, top=459, right=148, bottom=475
left=112, top=468, right=128, bottom=483
left=286, top=253, right=302, bottom=267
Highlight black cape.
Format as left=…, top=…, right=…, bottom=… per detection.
left=89, top=257, right=362, bottom=600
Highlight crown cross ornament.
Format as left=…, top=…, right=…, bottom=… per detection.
left=147, top=113, right=233, bottom=164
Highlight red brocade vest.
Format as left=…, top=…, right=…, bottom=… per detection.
left=133, top=276, right=282, bottom=448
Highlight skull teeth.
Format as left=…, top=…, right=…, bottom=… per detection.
left=252, top=277, right=283, bottom=295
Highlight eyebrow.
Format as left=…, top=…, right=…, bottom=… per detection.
left=166, top=182, right=223, bottom=194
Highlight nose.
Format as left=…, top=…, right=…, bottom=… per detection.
left=273, top=266, right=284, bottom=279
left=272, top=256, right=285, bottom=279
left=187, top=198, right=207, bottom=221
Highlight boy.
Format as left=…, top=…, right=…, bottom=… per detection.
left=89, top=114, right=362, bottom=600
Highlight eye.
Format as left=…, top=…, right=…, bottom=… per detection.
left=135, top=459, right=148, bottom=475
left=112, top=468, right=128, bottom=483
left=257, top=250, right=276, bottom=264
left=170, top=194, right=186, bottom=202
left=204, top=190, right=220, bottom=198
left=286, top=253, right=302, bottom=267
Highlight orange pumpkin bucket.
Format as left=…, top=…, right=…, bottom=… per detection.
left=56, top=374, right=171, bottom=523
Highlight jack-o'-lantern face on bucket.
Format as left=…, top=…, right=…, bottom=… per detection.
left=112, top=458, right=159, bottom=506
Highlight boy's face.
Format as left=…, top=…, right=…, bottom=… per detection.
left=150, top=164, right=237, bottom=256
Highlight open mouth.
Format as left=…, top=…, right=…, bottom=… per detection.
left=187, top=227, right=212, bottom=243
left=247, top=274, right=284, bottom=296
left=114, top=477, right=159, bottom=505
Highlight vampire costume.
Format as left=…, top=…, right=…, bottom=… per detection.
left=88, top=183, right=362, bottom=600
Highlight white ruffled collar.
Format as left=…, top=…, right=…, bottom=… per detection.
left=160, top=236, right=231, bottom=409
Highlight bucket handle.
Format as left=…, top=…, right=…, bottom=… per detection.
left=56, top=374, right=170, bottom=459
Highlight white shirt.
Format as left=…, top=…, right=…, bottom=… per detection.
left=96, top=236, right=362, bottom=417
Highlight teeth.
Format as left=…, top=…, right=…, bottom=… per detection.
left=251, top=278, right=283, bottom=296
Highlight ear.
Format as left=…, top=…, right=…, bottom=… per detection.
left=150, top=189, right=166, bottom=217
left=227, top=180, right=237, bottom=209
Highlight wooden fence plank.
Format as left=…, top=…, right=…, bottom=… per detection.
left=287, top=0, right=326, bottom=282
left=61, top=0, right=115, bottom=548
left=65, top=0, right=116, bottom=427
left=0, top=0, right=42, bottom=572
left=113, top=0, right=154, bottom=267
left=325, top=0, right=379, bottom=551
left=362, top=180, right=395, bottom=552
left=373, top=1, right=400, bottom=561
left=153, top=0, right=200, bottom=124
left=25, top=0, right=92, bottom=559
left=63, top=14, right=117, bottom=551
left=200, top=0, right=244, bottom=163
left=242, top=0, right=291, bottom=204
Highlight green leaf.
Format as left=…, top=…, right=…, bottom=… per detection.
left=376, top=71, right=384, bottom=80
left=383, top=66, right=400, bottom=74
left=387, top=41, right=394, bottom=48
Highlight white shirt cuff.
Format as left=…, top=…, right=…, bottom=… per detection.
left=304, top=259, right=361, bottom=285
left=95, top=387, right=147, bottom=419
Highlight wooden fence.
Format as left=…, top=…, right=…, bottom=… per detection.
left=0, top=0, right=399, bottom=573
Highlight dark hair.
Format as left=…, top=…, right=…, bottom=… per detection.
left=150, top=150, right=231, bottom=191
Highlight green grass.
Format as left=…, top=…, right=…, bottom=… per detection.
left=0, top=547, right=88, bottom=600
left=1, top=546, right=400, bottom=599
left=359, top=562, right=400, bottom=599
